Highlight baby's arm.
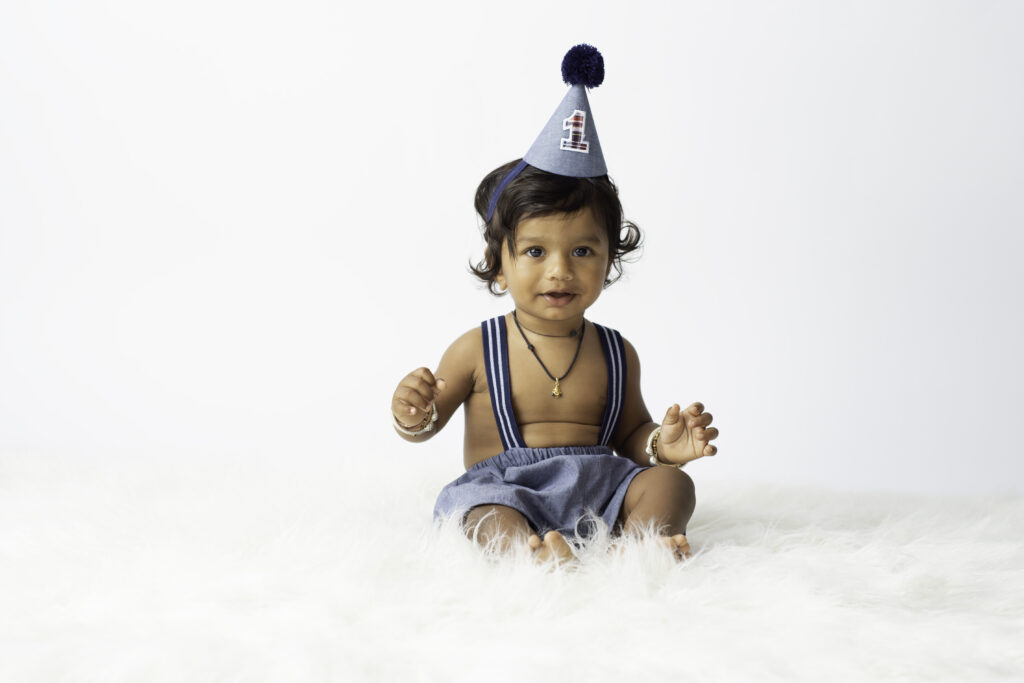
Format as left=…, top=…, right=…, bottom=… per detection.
left=390, top=329, right=477, bottom=443
left=611, top=340, right=659, bottom=466
left=611, top=339, right=719, bottom=466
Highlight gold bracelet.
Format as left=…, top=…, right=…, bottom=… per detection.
left=645, top=427, right=683, bottom=468
left=392, top=404, right=438, bottom=437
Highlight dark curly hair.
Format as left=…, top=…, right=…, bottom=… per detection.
left=470, top=160, right=642, bottom=295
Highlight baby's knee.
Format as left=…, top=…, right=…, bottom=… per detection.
left=651, top=466, right=692, bottom=493
left=463, top=504, right=530, bottom=538
left=647, top=466, right=696, bottom=506
left=621, top=466, right=696, bottom=534
left=461, top=504, right=536, bottom=554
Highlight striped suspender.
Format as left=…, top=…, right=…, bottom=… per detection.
left=482, top=316, right=525, bottom=450
left=594, top=323, right=627, bottom=446
left=482, top=316, right=626, bottom=451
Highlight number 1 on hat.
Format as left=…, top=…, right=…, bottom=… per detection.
left=560, top=110, right=590, bottom=153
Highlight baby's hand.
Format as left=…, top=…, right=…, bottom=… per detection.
left=392, top=368, right=447, bottom=429
left=657, top=402, right=719, bottom=465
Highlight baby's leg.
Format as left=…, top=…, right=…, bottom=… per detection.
left=464, top=504, right=532, bottom=553
left=618, top=467, right=696, bottom=558
left=463, top=505, right=574, bottom=564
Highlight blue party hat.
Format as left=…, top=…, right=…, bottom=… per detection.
left=523, top=46, right=607, bottom=177
left=487, top=44, right=608, bottom=222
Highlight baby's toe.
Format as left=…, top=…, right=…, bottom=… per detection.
left=661, top=534, right=692, bottom=560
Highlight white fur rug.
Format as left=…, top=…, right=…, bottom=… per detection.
left=2, top=452, right=1022, bottom=682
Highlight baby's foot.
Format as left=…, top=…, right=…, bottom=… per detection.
left=527, top=531, right=576, bottom=566
left=660, top=534, right=692, bottom=560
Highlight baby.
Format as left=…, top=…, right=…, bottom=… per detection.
left=390, top=46, right=718, bottom=563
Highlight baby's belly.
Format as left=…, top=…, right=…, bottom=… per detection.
left=461, top=414, right=604, bottom=470
left=517, top=421, right=602, bottom=449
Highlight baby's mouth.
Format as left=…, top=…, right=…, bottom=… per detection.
left=542, top=291, right=575, bottom=307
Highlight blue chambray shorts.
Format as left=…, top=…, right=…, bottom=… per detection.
left=433, top=445, right=645, bottom=537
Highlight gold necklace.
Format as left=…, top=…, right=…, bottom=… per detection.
left=511, top=311, right=586, bottom=397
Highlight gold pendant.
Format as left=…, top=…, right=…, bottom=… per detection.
left=551, top=378, right=562, bottom=398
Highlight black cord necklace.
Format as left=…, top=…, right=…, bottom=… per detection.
left=511, top=310, right=586, bottom=398
left=514, top=316, right=580, bottom=338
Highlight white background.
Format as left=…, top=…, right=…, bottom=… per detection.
left=1, top=0, right=1021, bottom=495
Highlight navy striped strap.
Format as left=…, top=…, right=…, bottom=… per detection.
left=594, top=323, right=627, bottom=446
left=482, top=316, right=525, bottom=450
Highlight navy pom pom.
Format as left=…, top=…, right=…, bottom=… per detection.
left=561, top=44, right=604, bottom=88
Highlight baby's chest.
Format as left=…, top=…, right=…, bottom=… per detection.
left=507, top=351, right=609, bottom=427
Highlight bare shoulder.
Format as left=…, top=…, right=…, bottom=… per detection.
left=619, top=334, right=646, bottom=394
left=440, top=326, right=483, bottom=366
left=610, top=332, right=643, bottom=384
left=595, top=322, right=641, bottom=372
left=611, top=332, right=654, bottom=447
left=621, top=335, right=642, bottom=373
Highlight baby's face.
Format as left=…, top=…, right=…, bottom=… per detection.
left=496, top=206, right=611, bottom=328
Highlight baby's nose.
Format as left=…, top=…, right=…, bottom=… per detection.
left=546, top=254, right=573, bottom=279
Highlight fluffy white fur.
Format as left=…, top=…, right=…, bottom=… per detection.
left=2, top=452, right=1021, bottom=682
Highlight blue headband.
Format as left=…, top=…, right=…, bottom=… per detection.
left=486, top=160, right=529, bottom=223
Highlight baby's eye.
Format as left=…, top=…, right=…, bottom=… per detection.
left=524, top=247, right=544, bottom=258
left=573, top=247, right=592, bottom=257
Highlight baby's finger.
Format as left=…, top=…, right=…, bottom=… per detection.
left=704, top=444, right=718, bottom=457
left=409, top=366, right=434, bottom=382
left=400, top=375, right=437, bottom=400
left=396, top=381, right=433, bottom=404
left=661, top=404, right=682, bottom=426
left=394, top=401, right=420, bottom=419
left=409, top=370, right=438, bottom=393
left=704, top=427, right=720, bottom=442
left=686, top=402, right=705, bottom=417
left=394, top=386, right=434, bottom=413
left=689, top=412, right=713, bottom=428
